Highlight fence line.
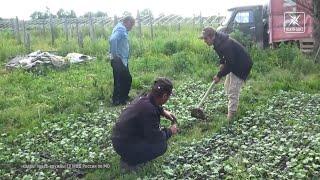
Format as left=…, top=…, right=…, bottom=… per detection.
left=0, top=14, right=224, bottom=30
left=0, top=13, right=224, bottom=52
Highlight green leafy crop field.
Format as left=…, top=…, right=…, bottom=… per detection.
left=0, top=26, right=319, bottom=179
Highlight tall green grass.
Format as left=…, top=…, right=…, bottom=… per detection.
left=0, top=31, right=25, bottom=65
left=0, top=26, right=217, bottom=135
left=0, top=24, right=319, bottom=146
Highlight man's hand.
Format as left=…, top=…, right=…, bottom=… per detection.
left=163, top=110, right=177, bottom=124
left=213, top=75, right=220, bottom=84
left=219, top=64, right=225, bottom=71
left=170, top=124, right=179, bottom=135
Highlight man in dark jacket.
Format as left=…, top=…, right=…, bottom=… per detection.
left=200, top=27, right=253, bottom=120
left=112, top=77, right=178, bottom=171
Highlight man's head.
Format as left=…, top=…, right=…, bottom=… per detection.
left=122, top=16, right=135, bottom=31
left=151, top=77, right=173, bottom=105
left=199, top=27, right=216, bottom=46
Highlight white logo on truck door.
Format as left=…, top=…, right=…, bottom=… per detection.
left=284, top=12, right=305, bottom=33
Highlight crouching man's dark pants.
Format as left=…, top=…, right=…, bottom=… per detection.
left=111, top=58, right=132, bottom=104
left=112, top=139, right=168, bottom=166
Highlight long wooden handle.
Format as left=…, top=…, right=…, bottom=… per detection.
left=196, top=81, right=215, bottom=108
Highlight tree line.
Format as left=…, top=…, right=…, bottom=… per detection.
left=28, top=8, right=163, bottom=20
left=29, top=7, right=108, bottom=20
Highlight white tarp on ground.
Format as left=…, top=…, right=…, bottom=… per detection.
left=5, top=50, right=96, bottom=70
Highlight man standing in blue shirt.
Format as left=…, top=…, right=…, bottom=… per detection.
left=109, top=16, right=135, bottom=105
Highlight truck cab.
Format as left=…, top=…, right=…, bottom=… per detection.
left=217, top=0, right=314, bottom=52
left=217, top=5, right=268, bottom=48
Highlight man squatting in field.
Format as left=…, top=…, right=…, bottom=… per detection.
left=112, top=77, right=179, bottom=171
left=200, top=27, right=253, bottom=120
left=109, top=16, right=135, bottom=106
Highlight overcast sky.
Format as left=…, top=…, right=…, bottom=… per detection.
left=0, top=0, right=268, bottom=20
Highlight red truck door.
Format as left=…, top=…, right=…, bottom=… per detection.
left=269, top=0, right=313, bottom=46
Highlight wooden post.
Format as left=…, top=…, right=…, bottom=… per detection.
left=100, top=16, right=105, bottom=29
left=199, top=12, right=203, bottom=30
left=22, top=20, right=27, bottom=49
left=70, top=23, right=73, bottom=39
left=15, top=17, right=21, bottom=44
left=150, top=16, right=154, bottom=40
left=79, top=32, right=84, bottom=49
left=114, top=15, right=118, bottom=26
left=101, top=17, right=107, bottom=39
left=26, top=33, right=31, bottom=53
left=89, top=13, right=95, bottom=41
left=42, top=19, right=45, bottom=36
left=10, top=19, right=15, bottom=35
left=49, top=15, right=55, bottom=45
left=137, top=10, right=142, bottom=38
left=71, top=22, right=75, bottom=39
left=20, top=20, right=31, bottom=52
left=193, top=14, right=196, bottom=29
left=76, top=19, right=83, bottom=48
left=64, top=18, right=69, bottom=41
left=136, top=10, right=143, bottom=57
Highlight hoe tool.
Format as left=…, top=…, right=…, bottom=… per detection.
left=190, top=81, right=215, bottom=120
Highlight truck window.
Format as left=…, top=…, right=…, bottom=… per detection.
left=234, top=11, right=254, bottom=24
left=284, top=0, right=296, bottom=7
left=222, top=11, right=233, bottom=26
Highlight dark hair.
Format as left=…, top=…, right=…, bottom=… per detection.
left=201, top=27, right=216, bottom=38
left=151, top=77, right=173, bottom=97
left=122, top=16, right=135, bottom=24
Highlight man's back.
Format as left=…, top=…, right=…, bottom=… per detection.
left=214, top=32, right=253, bottom=80
left=112, top=95, right=164, bottom=144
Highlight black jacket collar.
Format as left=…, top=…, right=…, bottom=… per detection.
left=213, top=32, right=229, bottom=49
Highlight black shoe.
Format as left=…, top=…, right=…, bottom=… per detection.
left=120, top=160, right=140, bottom=172
left=112, top=101, right=121, bottom=106
left=125, top=96, right=132, bottom=101
left=112, top=101, right=127, bottom=106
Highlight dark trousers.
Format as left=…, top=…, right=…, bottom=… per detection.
left=112, top=139, right=168, bottom=166
left=111, top=58, right=132, bottom=104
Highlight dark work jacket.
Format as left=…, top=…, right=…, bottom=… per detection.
left=112, top=94, right=172, bottom=144
left=213, top=32, right=253, bottom=80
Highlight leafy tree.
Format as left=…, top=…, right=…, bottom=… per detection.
left=82, top=11, right=107, bottom=18
left=69, top=10, right=77, bottom=18
left=57, top=9, right=77, bottom=18
left=140, top=9, right=153, bottom=19
left=122, top=11, right=132, bottom=17
left=94, top=11, right=107, bottom=17
left=30, top=11, right=49, bottom=19
left=83, top=12, right=92, bottom=18
left=57, top=9, right=66, bottom=18
left=30, top=7, right=56, bottom=20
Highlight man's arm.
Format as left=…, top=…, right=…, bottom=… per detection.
left=142, top=111, right=173, bottom=142
left=162, top=109, right=177, bottom=124
left=217, top=64, right=231, bottom=79
left=216, top=45, right=235, bottom=78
